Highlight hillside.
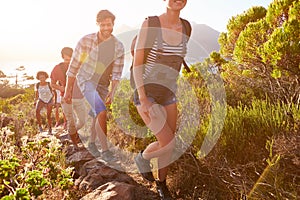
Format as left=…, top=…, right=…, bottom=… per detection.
left=187, top=22, right=220, bottom=63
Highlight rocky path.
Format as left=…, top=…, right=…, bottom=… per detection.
left=37, top=126, right=161, bottom=200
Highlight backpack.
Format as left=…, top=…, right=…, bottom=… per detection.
left=130, top=16, right=192, bottom=88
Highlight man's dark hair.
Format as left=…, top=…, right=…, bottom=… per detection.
left=96, top=10, right=115, bottom=23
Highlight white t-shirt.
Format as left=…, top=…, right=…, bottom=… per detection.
left=36, top=84, right=53, bottom=103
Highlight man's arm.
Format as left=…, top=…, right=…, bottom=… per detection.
left=106, top=80, right=119, bottom=105
left=64, top=38, right=85, bottom=104
left=108, top=39, right=124, bottom=104
left=64, top=76, right=76, bottom=104
left=50, top=81, right=64, bottom=92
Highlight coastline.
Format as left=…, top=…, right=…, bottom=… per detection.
left=0, top=61, right=56, bottom=87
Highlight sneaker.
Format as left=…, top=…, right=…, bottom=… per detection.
left=102, top=150, right=117, bottom=162
left=134, top=152, right=155, bottom=182
left=156, top=180, right=173, bottom=200
left=88, top=143, right=101, bottom=157
left=38, top=126, right=43, bottom=133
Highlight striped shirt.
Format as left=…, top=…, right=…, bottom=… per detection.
left=144, top=38, right=186, bottom=80
left=67, top=32, right=124, bottom=91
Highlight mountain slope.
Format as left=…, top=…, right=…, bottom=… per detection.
left=187, top=23, right=220, bottom=63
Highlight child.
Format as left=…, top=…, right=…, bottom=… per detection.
left=34, top=71, right=54, bottom=134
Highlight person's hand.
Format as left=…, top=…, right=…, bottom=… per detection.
left=59, top=85, right=65, bottom=93
left=63, top=91, right=72, bottom=104
left=139, top=97, right=152, bottom=121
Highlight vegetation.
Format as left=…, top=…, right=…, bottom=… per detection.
left=0, top=80, right=25, bottom=99
left=0, top=0, right=299, bottom=199
left=0, top=86, right=75, bottom=199
left=217, top=0, right=300, bottom=106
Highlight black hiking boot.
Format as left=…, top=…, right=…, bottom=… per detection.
left=134, top=152, right=155, bottom=182
left=156, top=180, right=173, bottom=200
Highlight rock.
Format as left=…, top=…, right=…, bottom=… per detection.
left=79, top=172, right=105, bottom=191
left=80, top=181, right=135, bottom=200
left=67, top=149, right=94, bottom=164
left=78, top=159, right=107, bottom=177
left=76, top=163, right=136, bottom=190
left=61, top=134, right=159, bottom=199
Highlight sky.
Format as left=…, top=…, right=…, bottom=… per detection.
left=0, top=0, right=273, bottom=75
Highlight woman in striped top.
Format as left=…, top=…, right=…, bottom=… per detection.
left=133, top=0, right=190, bottom=199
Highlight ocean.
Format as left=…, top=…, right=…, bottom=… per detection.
left=0, top=60, right=131, bottom=87
left=0, top=61, right=57, bottom=87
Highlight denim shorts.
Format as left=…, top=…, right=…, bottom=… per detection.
left=133, top=90, right=177, bottom=106
left=82, top=81, right=107, bottom=118
left=36, top=98, right=53, bottom=110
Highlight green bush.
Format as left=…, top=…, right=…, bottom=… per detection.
left=0, top=128, right=74, bottom=199
left=219, top=100, right=298, bottom=163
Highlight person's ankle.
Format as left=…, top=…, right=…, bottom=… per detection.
left=157, top=179, right=167, bottom=185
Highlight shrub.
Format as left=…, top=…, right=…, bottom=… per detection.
left=0, top=127, right=74, bottom=199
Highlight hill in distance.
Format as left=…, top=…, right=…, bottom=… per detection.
left=115, top=22, right=220, bottom=63
left=187, top=22, right=220, bottom=63
left=114, top=23, right=220, bottom=78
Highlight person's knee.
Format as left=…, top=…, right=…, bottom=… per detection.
left=96, top=110, right=107, bottom=120
left=76, top=114, right=87, bottom=130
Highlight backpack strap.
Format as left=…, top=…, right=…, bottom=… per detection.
left=47, top=82, right=52, bottom=91
left=150, top=16, right=192, bottom=73
left=37, top=82, right=52, bottom=90
left=180, top=18, right=192, bottom=73
left=130, top=16, right=160, bottom=69
left=36, top=82, right=40, bottom=90
left=180, top=18, right=192, bottom=39
left=131, top=16, right=191, bottom=73
left=143, top=16, right=160, bottom=63
left=182, top=60, right=191, bottom=73
left=36, top=82, right=53, bottom=101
